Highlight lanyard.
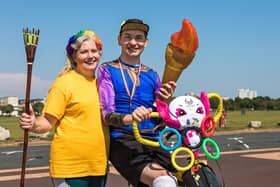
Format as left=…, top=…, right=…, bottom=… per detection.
left=118, top=58, right=141, bottom=109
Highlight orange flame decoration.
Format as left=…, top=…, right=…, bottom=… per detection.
left=170, top=19, right=199, bottom=54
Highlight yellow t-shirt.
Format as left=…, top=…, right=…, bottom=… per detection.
left=43, top=70, right=109, bottom=178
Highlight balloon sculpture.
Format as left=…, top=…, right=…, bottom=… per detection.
left=132, top=18, right=224, bottom=185
left=133, top=92, right=223, bottom=171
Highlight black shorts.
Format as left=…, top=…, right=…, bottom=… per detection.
left=110, top=135, right=176, bottom=187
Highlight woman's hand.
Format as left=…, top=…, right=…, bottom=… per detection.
left=19, top=105, right=57, bottom=133
left=157, top=81, right=177, bottom=101
left=19, top=105, right=36, bottom=130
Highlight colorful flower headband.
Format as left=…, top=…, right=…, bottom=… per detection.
left=66, top=30, right=102, bottom=55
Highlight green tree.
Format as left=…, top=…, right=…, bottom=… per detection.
left=32, top=102, right=44, bottom=115
left=239, top=98, right=253, bottom=109
left=1, top=104, right=14, bottom=116
left=234, top=97, right=242, bottom=110
left=252, top=97, right=264, bottom=110
left=276, top=98, right=280, bottom=110
left=223, top=99, right=235, bottom=111
left=209, top=97, right=219, bottom=110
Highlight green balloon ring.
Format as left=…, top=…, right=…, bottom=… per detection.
left=202, top=138, right=220, bottom=160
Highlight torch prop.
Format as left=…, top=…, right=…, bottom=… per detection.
left=20, top=28, right=40, bottom=187
left=162, top=19, right=199, bottom=83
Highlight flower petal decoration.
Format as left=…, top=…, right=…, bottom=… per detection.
left=66, top=30, right=102, bottom=55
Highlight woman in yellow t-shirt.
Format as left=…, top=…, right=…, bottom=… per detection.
left=19, top=30, right=109, bottom=187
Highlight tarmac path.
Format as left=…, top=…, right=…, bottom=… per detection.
left=0, top=129, right=279, bottom=187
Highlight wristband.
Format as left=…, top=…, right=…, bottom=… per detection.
left=105, top=112, right=126, bottom=126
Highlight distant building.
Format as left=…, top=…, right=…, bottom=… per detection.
left=18, top=98, right=45, bottom=105
left=222, top=96, right=231, bottom=101
left=0, top=96, right=18, bottom=116
left=237, top=89, right=257, bottom=99
left=18, top=98, right=45, bottom=111
left=0, top=96, right=45, bottom=116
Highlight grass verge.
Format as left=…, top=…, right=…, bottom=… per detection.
left=0, top=110, right=279, bottom=144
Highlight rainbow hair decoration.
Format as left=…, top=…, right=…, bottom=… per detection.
left=66, top=30, right=102, bottom=55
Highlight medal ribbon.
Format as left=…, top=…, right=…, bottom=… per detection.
left=118, top=58, right=141, bottom=108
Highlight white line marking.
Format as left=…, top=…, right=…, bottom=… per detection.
left=0, top=172, right=50, bottom=181
left=228, top=137, right=243, bottom=140
left=1, top=151, right=22, bottom=155
left=0, top=166, right=49, bottom=174
left=228, top=136, right=249, bottom=149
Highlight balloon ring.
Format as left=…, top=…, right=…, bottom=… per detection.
left=202, top=138, right=220, bottom=160
left=159, top=128, right=181, bottom=151
left=171, top=147, right=195, bottom=171
left=200, top=115, right=215, bottom=138
left=132, top=112, right=160, bottom=147
left=181, top=127, right=203, bottom=149
left=207, top=93, right=223, bottom=124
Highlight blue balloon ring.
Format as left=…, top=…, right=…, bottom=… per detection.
left=159, top=128, right=181, bottom=151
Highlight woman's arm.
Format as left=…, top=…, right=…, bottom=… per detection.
left=19, top=105, right=57, bottom=134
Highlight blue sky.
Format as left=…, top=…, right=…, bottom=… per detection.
left=0, top=0, right=279, bottom=99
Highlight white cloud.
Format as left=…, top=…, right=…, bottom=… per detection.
left=0, top=73, right=52, bottom=99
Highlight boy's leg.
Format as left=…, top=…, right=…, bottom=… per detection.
left=110, top=136, right=150, bottom=187
left=110, top=136, right=177, bottom=187
left=140, top=163, right=177, bottom=187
